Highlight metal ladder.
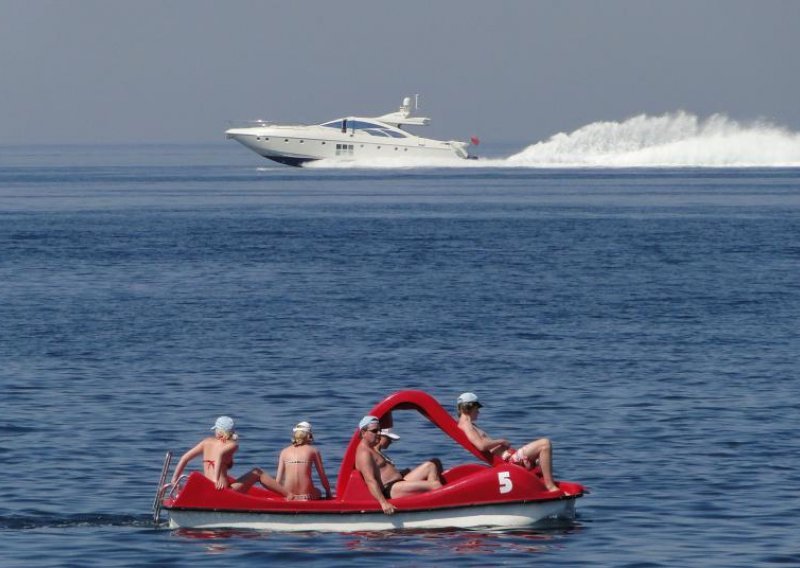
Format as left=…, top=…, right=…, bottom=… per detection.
left=151, top=451, right=172, bottom=524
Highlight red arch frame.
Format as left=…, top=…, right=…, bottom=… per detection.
left=335, top=390, right=499, bottom=496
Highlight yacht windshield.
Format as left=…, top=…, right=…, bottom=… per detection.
left=321, top=119, right=407, bottom=137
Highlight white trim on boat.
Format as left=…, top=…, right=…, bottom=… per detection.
left=166, top=498, right=576, bottom=532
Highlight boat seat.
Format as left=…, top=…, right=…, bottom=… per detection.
left=339, top=470, right=375, bottom=502
left=442, top=463, right=489, bottom=484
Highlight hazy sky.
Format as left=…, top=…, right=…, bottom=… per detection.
left=2, top=0, right=798, bottom=145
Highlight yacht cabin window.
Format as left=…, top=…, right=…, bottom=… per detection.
left=321, top=120, right=407, bottom=138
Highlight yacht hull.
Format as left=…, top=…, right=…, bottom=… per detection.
left=225, top=97, right=473, bottom=166
left=227, top=128, right=467, bottom=165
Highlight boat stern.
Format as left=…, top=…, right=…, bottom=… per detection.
left=447, top=140, right=479, bottom=160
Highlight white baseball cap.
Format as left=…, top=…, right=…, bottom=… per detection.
left=212, top=416, right=235, bottom=433
left=293, top=421, right=313, bottom=434
left=457, top=392, right=483, bottom=407
left=379, top=428, right=400, bottom=440
left=359, top=415, right=379, bottom=430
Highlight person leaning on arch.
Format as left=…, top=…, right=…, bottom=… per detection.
left=171, top=416, right=289, bottom=497
left=354, top=416, right=442, bottom=516
left=354, top=416, right=396, bottom=515
left=456, top=392, right=560, bottom=492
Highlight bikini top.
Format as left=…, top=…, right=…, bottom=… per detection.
left=203, top=458, right=234, bottom=470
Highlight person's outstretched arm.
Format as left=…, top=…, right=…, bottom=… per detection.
left=171, top=440, right=205, bottom=484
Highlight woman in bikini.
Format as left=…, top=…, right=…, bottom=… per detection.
left=276, top=421, right=332, bottom=500
left=171, top=416, right=288, bottom=496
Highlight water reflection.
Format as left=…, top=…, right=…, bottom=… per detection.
left=172, top=527, right=274, bottom=555
left=341, top=525, right=584, bottom=556
left=168, top=524, right=583, bottom=559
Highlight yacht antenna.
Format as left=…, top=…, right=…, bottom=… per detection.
left=414, top=94, right=420, bottom=110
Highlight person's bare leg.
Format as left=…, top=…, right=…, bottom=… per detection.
left=520, top=439, right=559, bottom=492
left=403, top=461, right=440, bottom=483
left=258, top=469, right=290, bottom=497
left=232, top=467, right=289, bottom=497
left=231, top=468, right=262, bottom=493
left=389, top=478, right=441, bottom=498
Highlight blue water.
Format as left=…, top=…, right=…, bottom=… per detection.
left=1, top=144, right=799, bottom=566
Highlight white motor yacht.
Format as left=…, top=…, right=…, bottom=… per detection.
left=225, top=97, right=477, bottom=166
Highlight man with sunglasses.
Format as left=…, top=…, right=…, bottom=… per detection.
left=355, top=416, right=442, bottom=515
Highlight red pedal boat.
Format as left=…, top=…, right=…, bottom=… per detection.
left=156, top=390, right=586, bottom=531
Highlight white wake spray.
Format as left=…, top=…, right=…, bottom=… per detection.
left=506, top=112, right=800, bottom=167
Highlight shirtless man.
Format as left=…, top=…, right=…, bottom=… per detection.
left=354, top=416, right=442, bottom=515
left=456, top=392, right=560, bottom=492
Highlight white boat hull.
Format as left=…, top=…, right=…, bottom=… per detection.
left=225, top=98, right=473, bottom=166
left=166, top=498, right=576, bottom=532
left=226, top=127, right=468, bottom=166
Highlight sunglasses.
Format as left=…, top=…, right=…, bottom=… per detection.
left=366, top=428, right=380, bottom=434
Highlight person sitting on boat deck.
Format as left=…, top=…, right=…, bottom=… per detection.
left=456, top=393, right=560, bottom=492
left=376, top=428, right=444, bottom=488
left=170, top=416, right=289, bottom=497
left=276, top=421, right=332, bottom=501
left=355, top=416, right=395, bottom=515
left=355, top=416, right=442, bottom=515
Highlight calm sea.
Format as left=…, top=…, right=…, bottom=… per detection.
left=1, top=144, right=798, bottom=567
